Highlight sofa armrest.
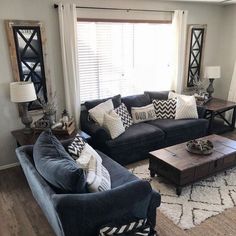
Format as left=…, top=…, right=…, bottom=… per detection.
left=197, top=105, right=206, bottom=118
left=53, top=180, right=154, bottom=236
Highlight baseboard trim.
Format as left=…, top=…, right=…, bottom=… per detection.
left=0, top=162, right=20, bottom=170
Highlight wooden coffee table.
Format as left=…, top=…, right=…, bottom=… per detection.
left=149, top=135, right=236, bottom=196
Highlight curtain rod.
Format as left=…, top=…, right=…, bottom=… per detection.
left=53, top=4, right=174, bottom=14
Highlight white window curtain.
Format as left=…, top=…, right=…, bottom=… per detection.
left=226, top=61, right=236, bottom=126
left=171, top=10, right=188, bottom=93
left=58, top=3, right=80, bottom=126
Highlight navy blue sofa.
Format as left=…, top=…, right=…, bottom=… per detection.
left=81, top=91, right=209, bottom=165
left=16, top=140, right=161, bottom=236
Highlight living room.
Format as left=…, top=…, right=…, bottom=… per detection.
left=1, top=0, right=236, bottom=235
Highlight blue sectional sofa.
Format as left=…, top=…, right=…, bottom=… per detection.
left=16, top=139, right=161, bottom=236
left=81, top=91, right=209, bottom=165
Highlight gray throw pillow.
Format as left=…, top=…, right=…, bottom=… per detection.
left=33, top=130, right=87, bottom=193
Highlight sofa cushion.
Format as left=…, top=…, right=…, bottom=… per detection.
left=97, top=150, right=138, bottom=188
left=106, top=123, right=164, bottom=150
left=33, top=130, right=87, bottom=194
left=121, top=94, right=151, bottom=113
left=85, top=94, right=121, bottom=110
left=147, top=119, right=208, bottom=140
left=144, top=91, right=171, bottom=100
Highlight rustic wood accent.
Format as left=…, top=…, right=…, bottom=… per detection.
left=204, top=98, right=236, bottom=112
left=11, top=129, right=91, bottom=146
left=204, top=98, right=236, bottom=134
left=5, top=20, right=52, bottom=116
left=184, top=24, right=207, bottom=88
left=149, top=134, right=236, bottom=195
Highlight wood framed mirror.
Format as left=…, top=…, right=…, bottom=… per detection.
left=5, top=20, right=52, bottom=114
left=184, top=24, right=207, bottom=88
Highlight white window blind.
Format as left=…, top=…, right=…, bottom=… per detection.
left=77, top=21, right=173, bottom=102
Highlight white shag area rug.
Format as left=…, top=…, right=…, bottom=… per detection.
left=127, top=160, right=236, bottom=230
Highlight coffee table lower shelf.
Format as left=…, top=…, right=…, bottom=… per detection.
left=148, top=135, right=236, bottom=196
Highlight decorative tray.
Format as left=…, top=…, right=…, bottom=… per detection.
left=34, top=118, right=75, bottom=135
left=186, top=139, right=214, bottom=155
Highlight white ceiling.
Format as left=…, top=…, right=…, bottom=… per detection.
left=169, top=0, right=236, bottom=4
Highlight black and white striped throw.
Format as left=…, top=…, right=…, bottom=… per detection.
left=99, top=219, right=155, bottom=236
left=114, top=103, right=133, bottom=129
left=152, top=98, right=177, bottom=119
left=67, top=134, right=86, bottom=159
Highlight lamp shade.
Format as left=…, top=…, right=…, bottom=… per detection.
left=10, top=82, right=37, bottom=103
left=204, top=66, right=221, bottom=79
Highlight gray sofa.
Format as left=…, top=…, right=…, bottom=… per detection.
left=16, top=139, right=161, bottom=236
left=81, top=91, right=209, bottom=165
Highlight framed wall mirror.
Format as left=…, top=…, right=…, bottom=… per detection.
left=185, top=24, right=207, bottom=88
left=5, top=20, right=51, bottom=114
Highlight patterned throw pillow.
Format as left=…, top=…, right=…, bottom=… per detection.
left=87, top=155, right=111, bottom=192
left=152, top=99, right=177, bottom=119
left=131, top=104, right=156, bottom=124
left=175, top=96, right=198, bottom=119
left=99, top=219, right=154, bottom=236
left=68, top=134, right=86, bottom=159
left=114, top=103, right=133, bottom=129
left=103, top=111, right=125, bottom=139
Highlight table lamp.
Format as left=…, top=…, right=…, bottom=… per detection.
left=10, top=82, right=37, bottom=134
left=204, top=66, right=221, bottom=98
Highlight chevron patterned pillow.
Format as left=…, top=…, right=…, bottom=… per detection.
left=114, top=103, right=133, bottom=129
left=99, top=219, right=155, bottom=236
left=152, top=99, right=177, bottom=119
left=68, top=134, right=86, bottom=159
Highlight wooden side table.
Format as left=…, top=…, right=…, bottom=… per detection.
left=203, top=98, right=236, bottom=134
left=11, top=129, right=91, bottom=147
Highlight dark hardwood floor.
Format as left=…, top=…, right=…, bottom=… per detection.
left=1, top=131, right=236, bottom=236
left=0, top=167, right=54, bottom=236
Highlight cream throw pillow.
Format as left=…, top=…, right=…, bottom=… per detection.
left=131, top=104, right=156, bottom=124
left=103, top=110, right=125, bottom=139
left=76, top=143, right=102, bottom=169
left=175, top=96, right=198, bottom=119
left=88, top=99, right=114, bottom=126
left=86, top=155, right=111, bottom=192
left=75, top=143, right=111, bottom=192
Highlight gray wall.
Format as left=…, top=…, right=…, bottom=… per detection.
left=214, top=5, right=236, bottom=100
left=0, top=0, right=226, bottom=167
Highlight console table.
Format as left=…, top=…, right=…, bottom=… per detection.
left=11, top=129, right=91, bottom=147
left=203, top=98, right=236, bottom=134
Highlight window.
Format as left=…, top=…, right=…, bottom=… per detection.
left=77, top=21, right=173, bottom=102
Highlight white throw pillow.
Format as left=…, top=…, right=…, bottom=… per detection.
left=76, top=143, right=102, bottom=169
left=88, top=99, right=114, bottom=126
left=103, top=110, right=125, bottom=139
left=75, top=143, right=111, bottom=192
left=131, top=104, right=156, bottom=124
left=87, top=155, right=111, bottom=192
left=175, top=96, right=199, bottom=119
left=168, top=91, right=190, bottom=100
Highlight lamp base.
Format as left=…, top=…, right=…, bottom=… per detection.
left=206, top=78, right=215, bottom=98
left=20, top=103, right=33, bottom=134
